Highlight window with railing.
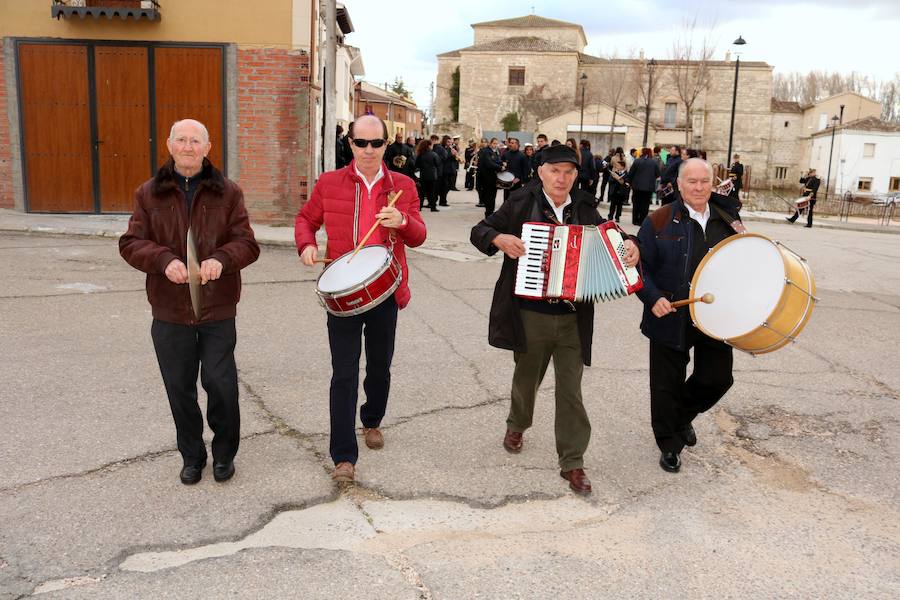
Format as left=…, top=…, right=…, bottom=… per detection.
left=775, top=166, right=787, bottom=180
left=858, top=177, right=873, bottom=192
left=508, top=68, right=525, bottom=86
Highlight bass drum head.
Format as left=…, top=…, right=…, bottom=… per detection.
left=691, top=235, right=786, bottom=340
left=317, top=245, right=389, bottom=293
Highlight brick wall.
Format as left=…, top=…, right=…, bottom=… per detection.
left=0, top=49, right=13, bottom=209
left=236, top=48, right=311, bottom=223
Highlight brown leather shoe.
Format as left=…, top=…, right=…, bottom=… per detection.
left=331, top=462, right=355, bottom=482
left=363, top=427, right=384, bottom=449
left=560, top=468, right=592, bottom=494
left=503, top=429, right=523, bottom=453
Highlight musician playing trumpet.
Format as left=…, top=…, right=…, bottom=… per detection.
left=385, top=133, right=415, bottom=179
left=470, top=144, right=639, bottom=495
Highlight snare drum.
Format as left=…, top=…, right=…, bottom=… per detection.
left=315, top=245, right=402, bottom=316
left=496, top=171, right=516, bottom=189
left=689, top=233, right=817, bottom=354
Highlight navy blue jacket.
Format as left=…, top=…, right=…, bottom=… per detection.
left=636, top=193, right=741, bottom=350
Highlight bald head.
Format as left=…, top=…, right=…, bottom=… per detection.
left=169, top=119, right=209, bottom=144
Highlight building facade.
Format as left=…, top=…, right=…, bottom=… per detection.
left=1, top=0, right=358, bottom=222
left=354, top=81, right=424, bottom=140
left=435, top=15, right=779, bottom=184
left=809, top=116, right=900, bottom=197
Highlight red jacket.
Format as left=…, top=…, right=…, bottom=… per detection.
left=294, top=162, right=426, bottom=308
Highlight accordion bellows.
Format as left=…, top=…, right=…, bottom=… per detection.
left=515, top=222, right=643, bottom=303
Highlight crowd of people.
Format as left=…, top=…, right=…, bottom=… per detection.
left=337, top=124, right=748, bottom=227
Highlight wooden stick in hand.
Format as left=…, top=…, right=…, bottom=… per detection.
left=347, top=190, right=403, bottom=262
left=672, top=293, right=715, bottom=309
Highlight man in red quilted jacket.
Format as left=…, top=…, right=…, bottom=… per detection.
left=295, top=115, right=427, bottom=483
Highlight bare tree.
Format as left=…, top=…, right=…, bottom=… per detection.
left=668, top=17, right=716, bottom=145
left=632, top=57, right=667, bottom=137
left=519, top=84, right=574, bottom=131
left=594, top=52, right=639, bottom=149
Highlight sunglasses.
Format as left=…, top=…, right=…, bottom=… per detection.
left=351, top=138, right=387, bottom=149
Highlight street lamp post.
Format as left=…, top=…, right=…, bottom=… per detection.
left=725, top=36, right=746, bottom=165
left=642, top=58, right=656, bottom=148
left=824, top=104, right=845, bottom=200
left=578, top=72, right=588, bottom=142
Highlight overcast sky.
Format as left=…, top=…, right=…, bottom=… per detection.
left=339, top=0, right=898, bottom=110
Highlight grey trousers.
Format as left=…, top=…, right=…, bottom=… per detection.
left=508, top=310, right=590, bottom=471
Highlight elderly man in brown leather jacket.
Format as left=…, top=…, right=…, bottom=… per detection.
left=120, top=119, right=259, bottom=486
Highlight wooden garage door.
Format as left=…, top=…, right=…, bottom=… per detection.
left=94, top=46, right=150, bottom=212
left=154, top=47, right=223, bottom=169
left=18, top=44, right=94, bottom=212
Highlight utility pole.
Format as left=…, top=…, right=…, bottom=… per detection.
left=323, top=0, right=337, bottom=172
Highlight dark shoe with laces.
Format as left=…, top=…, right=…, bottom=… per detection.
left=213, top=461, right=235, bottom=482
left=180, top=463, right=205, bottom=485
left=659, top=451, right=681, bottom=473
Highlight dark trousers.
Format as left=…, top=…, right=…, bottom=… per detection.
left=509, top=310, right=588, bottom=471
left=607, top=193, right=626, bottom=221
left=632, top=190, right=653, bottom=226
left=326, top=295, right=398, bottom=465
left=599, top=177, right=609, bottom=202
left=649, top=327, right=733, bottom=454
left=420, top=179, right=438, bottom=209
left=478, top=184, right=498, bottom=217
left=439, top=173, right=455, bottom=205
left=151, top=318, right=240, bottom=467
left=464, top=168, right=475, bottom=190
left=788, top=203, right=814, bottom=226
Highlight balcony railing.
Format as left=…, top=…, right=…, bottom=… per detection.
left=52, top=1, right=161, bottom=21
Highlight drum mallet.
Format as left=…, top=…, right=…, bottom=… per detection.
left=671, top=293, right=715, bottom=309
left=348, top=190, right=403, bottom=262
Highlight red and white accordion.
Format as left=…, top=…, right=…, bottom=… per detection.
left=515, top=221, right=643, bottom=303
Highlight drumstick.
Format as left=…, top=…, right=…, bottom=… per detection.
left=347, top=190, right=403, bottom=262
left=672, top=293, right=715, bottom=309
left=313, top=258, right=332, bottom=264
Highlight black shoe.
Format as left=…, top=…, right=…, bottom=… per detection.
left=804, top=225, right=812, bottom=228
left=785, top=217, right=794, bottom=223
left=476, top=203, right=485, bottom=207
left=439, top=202, right=448, bottom=207
left=659, top=451, right=681, bottom=473
left=450, top=187, right=460, bottom=191
left=682, top=424, right=697, bottom=447
left=430, top=207, right=440, bottom=212
left=180, top=463, right=204, bottom=485
left=213, top=461, right=235, bottom=482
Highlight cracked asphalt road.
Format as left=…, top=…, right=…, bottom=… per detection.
left=0, top=197, right=898, bottom=598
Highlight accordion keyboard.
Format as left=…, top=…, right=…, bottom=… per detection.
left=514, top=223, right=552, bottom=298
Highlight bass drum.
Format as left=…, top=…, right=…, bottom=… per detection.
left=689, top=233, right=817, bottom=354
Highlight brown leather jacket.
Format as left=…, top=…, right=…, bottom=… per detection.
left=119, top=158, right=260, bottom=325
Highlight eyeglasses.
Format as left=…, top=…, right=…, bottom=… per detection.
left=351, top=138, right=387, bottom=149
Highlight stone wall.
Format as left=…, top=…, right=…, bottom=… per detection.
left=768, top=111, right=804, bottom=188
left=473, top=26, right=585, bottom=51
left=236, top=48, right=311, bottom=223
left=434, top=56, right=460, bottom=125
left=457, top=51, right=578, bottom=132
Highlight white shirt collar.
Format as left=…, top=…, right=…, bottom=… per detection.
left=354, top=164, right=384, bottom=194
left=543, top=190, right=572, bottom=223
left=685, top=202, right=711, bottom=231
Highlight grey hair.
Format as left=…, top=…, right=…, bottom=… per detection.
left=169, top=119, right=209, bottom=143
left=677, top=157, right=714, bottom=181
